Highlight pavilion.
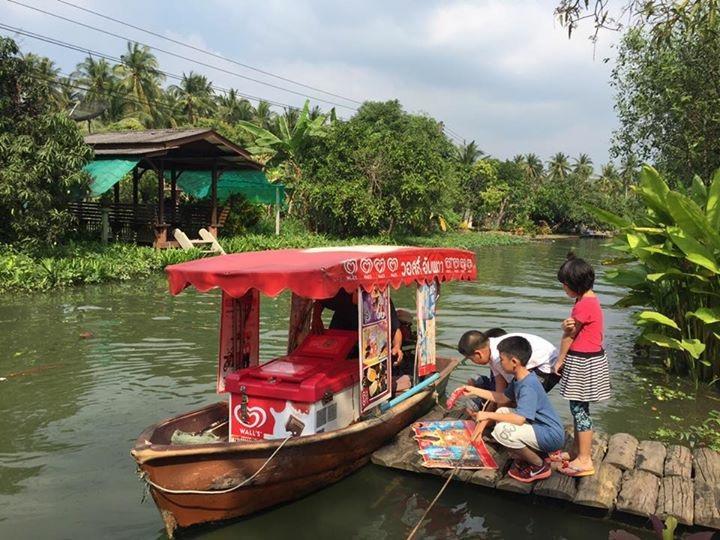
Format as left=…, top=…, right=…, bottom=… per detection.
left=74, top=128, right=284, bottom=247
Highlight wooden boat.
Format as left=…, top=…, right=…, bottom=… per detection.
left=131, top=246, right=476, bottom=537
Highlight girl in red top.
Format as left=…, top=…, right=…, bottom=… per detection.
left=552, top=253, right=611, bottom=477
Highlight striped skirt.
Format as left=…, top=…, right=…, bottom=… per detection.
left=559, top=349, right=612, bottom=402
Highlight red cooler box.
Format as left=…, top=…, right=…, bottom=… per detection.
left=225, top=330, right=359, bottom=441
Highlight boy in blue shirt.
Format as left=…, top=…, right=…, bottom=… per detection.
left=461, top=336, right=564, bottom=483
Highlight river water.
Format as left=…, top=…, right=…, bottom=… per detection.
left=0, top=239, right=716, bottom=539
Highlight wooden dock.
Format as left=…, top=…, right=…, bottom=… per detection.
left=371, top=405, right=720, bottom=532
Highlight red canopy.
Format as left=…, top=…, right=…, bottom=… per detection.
left=166, top=246, right=476, bottom=299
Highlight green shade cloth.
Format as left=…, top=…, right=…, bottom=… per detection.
left=175, top=170, right=285, bottom=205
left=83, top=159, right=139, bottom=197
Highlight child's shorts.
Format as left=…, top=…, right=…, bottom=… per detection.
left=491, top=407, right=541, bottom=451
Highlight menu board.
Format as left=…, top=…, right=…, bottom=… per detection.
left=416, top=280, right=439, bottom=377
left=217, top=290, right=259, bottom=393
left=358, top=287, right=392, bottom=413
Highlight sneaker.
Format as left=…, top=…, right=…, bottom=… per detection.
left=508, top=459, right=528, bottom=474
left=508, top=461, right=551, bottom=483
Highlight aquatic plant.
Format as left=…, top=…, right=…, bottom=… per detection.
left=590, top=165, right=720, bottom=383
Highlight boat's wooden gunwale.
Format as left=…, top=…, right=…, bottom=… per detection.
left=132, top=357, right=458, bottom=464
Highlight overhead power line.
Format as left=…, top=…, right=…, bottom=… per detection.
left=0, top=23, right=307, bottom=111
left=53, top=0, right=362, bottom=106
left=7, top=0, right=357, bottom=111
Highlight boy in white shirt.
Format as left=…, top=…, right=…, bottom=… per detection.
left=458, top=329, right=560, bottom=394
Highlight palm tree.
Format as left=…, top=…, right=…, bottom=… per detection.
left=282, top=107, right=300, bottom=132
left=169, top=71, right=215, bottom=124
left=73, top=56, right=123, bottom=120
left=23, top=53, right=65, bottom=109
left=456, top=140, right=484, bottom=166
left=114, top=42, right=164, bottom=124
left=309, top=105, right=323, bottom=120
left=573, top=153, right=594, bottom=179
left=217, top=89, right=254, bottom=123
left=547, top=152, right=571, bottom=181
left=523, top=153, right=544, bottom=181
left=253, top=100, right=276, bottom=130
left=598, top=163, right=621, bottom=192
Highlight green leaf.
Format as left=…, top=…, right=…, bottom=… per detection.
left=637, top=166, right=673, bottom=224
left=679, top=339, right=706, bottom=359
left=667, top=227, right=720, bottom=274
left=236, top=121, right=281, bottom=145
left=585, top=204, right=631, bottom=229
left=643, top=332, right=683, bottom=350
left=605, top=267, right=648, bottom=287
left=686, top=307, right=720, bottom=325
left=614, top=292, right=650, bottom=308
left=690, top=175, right=708, bottom=206
left=666, top=191, right=720, bottom=248
left=708, top=168, right=720, bottom=230
left=638, top=311, right=680, bottom=330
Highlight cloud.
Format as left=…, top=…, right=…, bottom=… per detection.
left=0, top=0, right=620, bottom=164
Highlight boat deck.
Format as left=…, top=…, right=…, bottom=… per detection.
left=371, top=405, right=720, bottom=532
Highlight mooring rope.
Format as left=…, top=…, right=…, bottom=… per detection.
left=405, top=399, right=490, bottom=540
left=141, top=434, right=293, bottom=495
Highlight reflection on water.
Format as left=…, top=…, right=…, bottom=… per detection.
left=0, top=239, right=711, bottom=539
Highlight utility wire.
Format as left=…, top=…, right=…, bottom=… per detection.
left=0, top=23, right=307, bottom=111
left=54, top=0, right=362, bottom=106
left=7, top=0, right=357, bottom=111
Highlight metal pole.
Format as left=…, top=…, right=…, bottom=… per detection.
left=275, top=186, right=280, bottom=236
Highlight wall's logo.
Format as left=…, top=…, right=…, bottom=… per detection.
left=387, top=258, right=399, bottom=273
left=234, top=405, right=267, bottom=429
left=343, top=259, right=357, bottom=275
left=360, top=258, right=373, bottom=274
left=374, top=258, right=386, bottom=274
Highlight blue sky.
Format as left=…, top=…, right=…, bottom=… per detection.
left=2, top=0, right=619, bottom=167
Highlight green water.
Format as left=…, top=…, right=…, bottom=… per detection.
left=0, top=239, right=715, bottom=539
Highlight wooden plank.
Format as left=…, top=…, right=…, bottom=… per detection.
left=656, top=476, right=693, bottom=526
left=371, top=431, right=417, bottom=470
left=616, top=470, right=660, bottom=517
left=664, top=445, right=692, bottom=478
left=603, top=433, right=638, bottom=471
left=467, top=444, right=510, bottom=488
left=495, top=472, right=534, bottom=495
left=694, top=479, right=720, bottom=530
left=574, top=463, right=622, bottom=510
left=590, top=431, right=610, bottom=467
left=534, top=472, right=577, bottom=501
left=693, top=448, right=720, bottom=484
left=635, top=440, right=666, bottom=477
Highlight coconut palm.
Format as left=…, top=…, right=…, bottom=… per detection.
left=598, top=163, right=621, bottom=192
left=547, top=152, right=571, bottom=181
left=23, top=53, right=65, bottom=109
left=253, top=100, right=276, bottom=130
left=73, top=56, right=125, bottom=121
left=456, top=140, right=484, bottom=165
left=169, top=71, right=215, bottom=124
left=523, top=153, right=544, bottom=181
left=572, top=153, right=594, bottom=179
left=216, top=89, right=254, bottom=123
left=114, top=42, right=164, bottom=124
left=619, top=154, right=640, bottom=197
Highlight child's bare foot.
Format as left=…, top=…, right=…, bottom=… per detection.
left=546, top=450, right=572, bottom=463
left=560, top=457, right=594, bottom=477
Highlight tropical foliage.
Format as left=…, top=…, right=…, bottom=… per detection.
left=590, top=165, right=720, bottom=383
left=0, top=37, right=92, bottom=247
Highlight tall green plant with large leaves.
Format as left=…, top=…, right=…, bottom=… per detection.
left=590, top=165, right=720, bottom=383
left=236, top=100, right=329, bottom=193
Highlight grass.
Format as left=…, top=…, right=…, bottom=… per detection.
left=0, top=230, right=525, bottom=293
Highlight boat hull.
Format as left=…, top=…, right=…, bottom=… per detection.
left=132, top=358, right=458, bottom=536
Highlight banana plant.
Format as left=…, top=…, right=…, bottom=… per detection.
left=588, top=165, right=720, bottom=383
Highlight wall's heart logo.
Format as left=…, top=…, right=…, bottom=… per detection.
left=234, top=405, right=267, bottom=429
left=343, top=260, right=357, bottom=275
left=360, top=258, right=373, bottom=274
left=387, top=258, right=398, bottom=273
left=374, top=258, right=386, bottom=274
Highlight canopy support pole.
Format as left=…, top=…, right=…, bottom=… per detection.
left=132, top=168, right=139, bottom=233
left=112, top=181, right=120, bottom=238
left=210, top=164, right=218, bottom=236
left=155, top=160, right=167, bottom=248
left=275, top=186, right=280, bottom=236
left=171, top=169, right=178, bottom=228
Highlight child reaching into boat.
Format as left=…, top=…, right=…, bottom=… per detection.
left=552, top=253, right=611, bottom=478
left=457, top=328, right=560, bottom=394
left=460, top=336, right=564, bottom=483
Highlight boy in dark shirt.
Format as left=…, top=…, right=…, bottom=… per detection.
left=461, top=336, right=564, bottom=483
